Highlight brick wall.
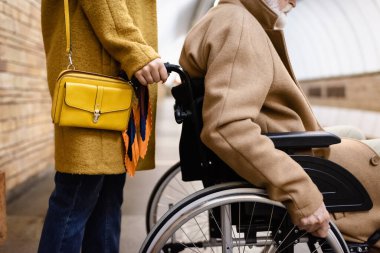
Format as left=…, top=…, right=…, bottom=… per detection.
left=301, top=72, right=380, bottom=112
left=0, top=0, right=54, bottom=194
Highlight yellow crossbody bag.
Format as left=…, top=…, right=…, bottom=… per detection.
left=51, top=0, right=133, bottom=131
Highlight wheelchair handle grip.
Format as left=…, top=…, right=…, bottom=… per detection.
left=164, top=62, right=190, bottom=85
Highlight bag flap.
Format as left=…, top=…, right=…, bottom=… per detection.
left=65, top=82, right=97, bottom=112
left=65, top=82, right=133, bottom=113
left=101, top=86, right=132, bottom=113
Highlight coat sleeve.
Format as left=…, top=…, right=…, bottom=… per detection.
left=180, top=11, right=323, bottom=221
left=79, top=0, right=160, bottom=78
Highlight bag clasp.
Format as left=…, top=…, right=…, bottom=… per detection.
left=93, top=109, right=101, bottom=123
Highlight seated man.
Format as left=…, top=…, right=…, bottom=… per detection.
left=179, top=0, right=380, bottom=250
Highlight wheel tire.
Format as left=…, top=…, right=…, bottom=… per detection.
left=145, top=162, right=203, bottom=232
left=140, top=182, right=350, bottom=253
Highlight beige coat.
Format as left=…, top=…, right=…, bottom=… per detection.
left=41, top=0, right=160, bottom=174
left=180, top=0, right=380, bottom=245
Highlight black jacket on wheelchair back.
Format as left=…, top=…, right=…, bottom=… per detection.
left=170, top=69, right=372, bottom=213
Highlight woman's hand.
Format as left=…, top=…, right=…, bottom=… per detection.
left=295, top=203, right=330, bottom=238
left=134, top=58, right=168, bottom=85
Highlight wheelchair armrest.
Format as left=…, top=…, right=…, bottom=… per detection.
left=266, top=131, right=341, bottom=149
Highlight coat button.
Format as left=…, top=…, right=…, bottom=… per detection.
left=370, top=155, right=380, bottom=166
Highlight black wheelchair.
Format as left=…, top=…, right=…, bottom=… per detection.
left=140, top=64, right=378, bottom=253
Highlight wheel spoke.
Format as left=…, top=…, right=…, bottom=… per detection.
left=271, top=212, right=288, bottom=243
left=238, top=202, right=242, bottom=252
left=209, top=209, right=225, bottom=239
left=178, top=227, right=203, bottom=253
left=311, top=239, right=328, bottom=253
left=243, top=202, right=256, bottom=253
left=277, top=230, right=307, bottom=253
left=193, top=217, right=216, bottom=253
left=264, top=205, right=274, bottom=253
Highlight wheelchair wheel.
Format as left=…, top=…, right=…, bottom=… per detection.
left=146, top=162, right=203, bottom=232
left=140, top=182, right=350, bottom=253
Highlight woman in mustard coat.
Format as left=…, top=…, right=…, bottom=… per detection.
left=38, top=0, right=167, bottom=252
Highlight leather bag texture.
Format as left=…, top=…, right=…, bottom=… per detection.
left=51, top=70, right=133, bottom=131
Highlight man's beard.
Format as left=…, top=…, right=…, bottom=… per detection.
left=282, top=3, right=293, bottom=14
left=264, top=0, right=281, bottom=13
left=263, top=0, right=294, bottom=29
left=264, top=0, right=293, bottom=14
left=276, top=3, right=293, bottom=29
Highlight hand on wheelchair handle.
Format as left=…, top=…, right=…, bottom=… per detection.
left=295, top=202, right=331, bottom=238
left=133, top=58, right=168, bottom=85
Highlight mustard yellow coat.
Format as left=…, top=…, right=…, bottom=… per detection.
left=41, top=0, right=160, bottom=174
left=180, top=0, right=380, bottom=245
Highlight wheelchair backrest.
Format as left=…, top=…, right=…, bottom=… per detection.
left=170, top=67, right=241, bottom=183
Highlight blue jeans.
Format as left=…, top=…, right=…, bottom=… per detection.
left=38, top=172, right=126, bottom=253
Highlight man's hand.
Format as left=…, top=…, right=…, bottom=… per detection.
left=134, top=58, right=168, bottom=85
left=295, top=203, right=330, bottom=238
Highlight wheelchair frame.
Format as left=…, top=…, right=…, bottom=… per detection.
left=140, top=64, right=374, bottom=253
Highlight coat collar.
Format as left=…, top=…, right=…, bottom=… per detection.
left=218, top=0, right=297, bottom=81
left=219, top=0, right=279, bottom=30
